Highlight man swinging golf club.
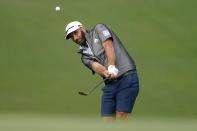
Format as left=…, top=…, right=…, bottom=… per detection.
left=65, top=21, right=139, bottom=121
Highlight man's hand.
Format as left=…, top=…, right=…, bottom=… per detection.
left=102, top=70, right=110, bottom=78
left=92, top=62, right=109, bottom=78
left=92, top=62, right=117, bottom=79
left=103, top=70, right=116, bottom=79
left=107, top=65, right=119, bottom=79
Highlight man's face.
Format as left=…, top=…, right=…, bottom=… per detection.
left=69, top=28, right=86, bottom=46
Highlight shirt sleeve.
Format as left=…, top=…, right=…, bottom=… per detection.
left=81, top=55, right=95, bottom=74
left=95, top=24, right=112, bottom=44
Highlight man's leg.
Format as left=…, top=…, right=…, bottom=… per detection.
left=116, top=73, right=139, bottom=121
left=102, top=112, right=130, bottom=121
left=101, top=84, right=117, bottom=121
left=116, top=111, right=130, bottom=120
left=102, top=116, right=115, bottom=121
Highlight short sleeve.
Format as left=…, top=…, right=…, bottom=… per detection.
left=81, top=55, right=95, bottom=74
left=95, top=24, right=112, bottom=44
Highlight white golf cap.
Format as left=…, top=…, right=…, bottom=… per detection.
left=65, top=21, right=83, bottom=39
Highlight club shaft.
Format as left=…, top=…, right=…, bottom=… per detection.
left=87, top=78, right=108, bottom=94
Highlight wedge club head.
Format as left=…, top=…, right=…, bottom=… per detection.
left=78, top=91, right=88, bottom=96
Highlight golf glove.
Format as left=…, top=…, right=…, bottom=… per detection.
left=108, top=65, right=119, bottom=76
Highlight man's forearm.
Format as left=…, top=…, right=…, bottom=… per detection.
left=102, top=39, right=116, bottom=66
left=92, top=62, right=107, bottom=77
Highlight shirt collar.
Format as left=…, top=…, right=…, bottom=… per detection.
left=77, top=44, right=88, bottom=53
left=79, top=45, right=87, bottom=50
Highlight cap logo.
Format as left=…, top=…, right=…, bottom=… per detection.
left=66, top=25, right=82, bottom=34
left=66, top=26, right=74, bottom=34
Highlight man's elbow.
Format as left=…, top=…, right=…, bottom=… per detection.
left=103, top=38, right=113, bottom=48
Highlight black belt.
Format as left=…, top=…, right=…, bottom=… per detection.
left=104, top=69, right=137, bottom=84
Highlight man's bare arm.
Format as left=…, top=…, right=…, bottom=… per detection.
left=91, top=38, right=117, bottom=79
left=102, top=38, right=116, bottom=66
left=92, top=62, right=109, bottom=78
left=102, top=38, right=117, bottom=78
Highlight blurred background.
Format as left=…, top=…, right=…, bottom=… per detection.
left=0, top=0, right=196, bottom=130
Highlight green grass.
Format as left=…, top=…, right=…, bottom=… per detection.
left=0, top=0, right=197, bottom=117
left=0, top=113, right=197, bottom=131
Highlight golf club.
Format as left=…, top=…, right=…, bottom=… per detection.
left=78, top=76, right=110, bottom=96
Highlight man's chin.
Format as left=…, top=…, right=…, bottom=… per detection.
left=75, top=39, right=85, bottom=46
left=79, top=41, right=86, bottom=46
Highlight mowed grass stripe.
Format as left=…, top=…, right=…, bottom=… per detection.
left=0, top=113, right=197, bottom=131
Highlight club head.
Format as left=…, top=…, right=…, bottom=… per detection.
left=78, top=91, right=89, bottom=96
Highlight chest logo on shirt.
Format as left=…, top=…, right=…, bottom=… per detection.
left=103, top=30, right=110, bottom=37
left=94, top=38, right=98, bottom=43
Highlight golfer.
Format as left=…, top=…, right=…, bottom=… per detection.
left=65, top=21, right=139, bottom=121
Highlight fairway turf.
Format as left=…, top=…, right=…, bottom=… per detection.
left=0, top=0, right=197, bottom=118
left=0, top=113, right=197, bottom=131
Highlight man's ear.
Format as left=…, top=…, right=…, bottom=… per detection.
left=81, top=26, right=87, bottom=34
left=81, top=26, right=86, bottom=31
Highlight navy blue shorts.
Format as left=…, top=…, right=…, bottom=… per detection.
left=101, top=73, right=139, bottom=116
